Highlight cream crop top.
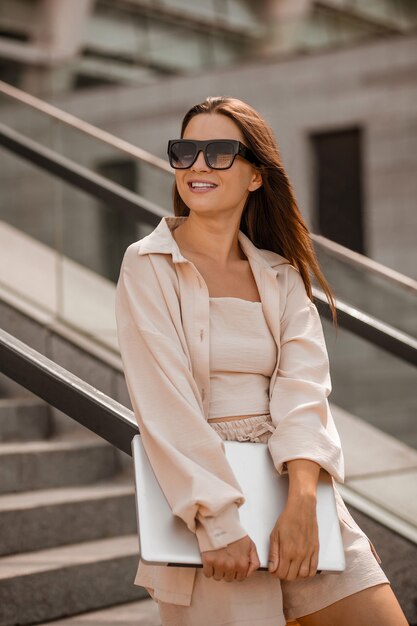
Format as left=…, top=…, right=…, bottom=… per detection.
left=208, top=296, right=277, bottom=419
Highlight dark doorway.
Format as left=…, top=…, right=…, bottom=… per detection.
left=96, top=159, right=138, bottom=282
left=310, top=127, right=365, bottom=254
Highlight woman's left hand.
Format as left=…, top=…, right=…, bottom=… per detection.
left=268, top=496, right=319, bottom=581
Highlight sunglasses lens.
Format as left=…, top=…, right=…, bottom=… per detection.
left=169, top=141, right=236, bottom=169
left=206, top=142, right=234, bottom=169
left=170, top=142, right=197, bottom=168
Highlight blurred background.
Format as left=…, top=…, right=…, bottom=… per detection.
left=0, top=2, right=416, bottom=625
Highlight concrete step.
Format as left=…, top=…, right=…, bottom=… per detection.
left=0, top=534, right=147, bottom=626
left=36, top=598, right=161, bottom=625
left=0, top=473, right=137, bottom=556
left=0, top=397, right=50, bottom=442
left=0, top=431, right=121, bottom=494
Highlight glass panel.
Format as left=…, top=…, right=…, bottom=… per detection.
left=58, top=181, right=154, bottom=350
left=226, top=0, right=259, bottom=29
left=0, top=143, right=157, bottom=349
left=0, top=137, right=59, bottom=250
left=162, top=0, right=218, bottom=20
left=299, top=5, right=378, bottom=52
left=147, top=20, right=204, bottom=71
left=86, top=7, right=144, bottom=56
left=56, top=122, right=173, bottom=210
left=323, top=317, right=417, bottom=450
left=0, top=89, right=174, bottom=211
left=74, top=58, right=157, bottom=89
left=211, top=32, right=245, bottom=65
left=349, top=0, right=410, bottom=27
left=0, top=91, right=62, bottom=152
left=0, top=148, right=60, bottom=319
left=315, top=246, right=417, bottom=339
left=0, top=89, right=166, bottom=347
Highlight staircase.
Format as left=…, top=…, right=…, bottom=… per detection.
left=0, top=379, right=308, bottom=626
left=0, top=384, right=155, bottom=626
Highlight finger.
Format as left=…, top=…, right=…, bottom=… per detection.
left=212, top=562, right=226, bottom=582
left=268, top=535, right=280, bottom=573
left=284, top=557, right=302, bottom=581
left=223, top=570, right=236, bottom=583
left=202, top=559, right=214, bottom=578
left=275, top=549, right=291, bottom=579
left=273, top=540, right=289, bottom=579
left=223, top=557, right=237, bottom=583
left=309, top=548, right=319, bottom=577
left=298, top=557, right=311, bottom=579
left=201, top=552, right=214, bottom=578
left=235, top=564, right=247, bottom=582
left=246, top=544, right=261, bottom=577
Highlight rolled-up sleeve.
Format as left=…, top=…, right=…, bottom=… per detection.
left=268, top=265, right=345, bottom=484
left=115, top=246, right=248, bottom=553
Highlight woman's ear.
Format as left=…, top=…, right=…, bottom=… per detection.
left=248, top=168, right=263, bottom=192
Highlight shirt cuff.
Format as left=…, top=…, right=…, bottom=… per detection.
left=194, top=504, right=248, bottom=553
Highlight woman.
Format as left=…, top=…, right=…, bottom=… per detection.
left=115, top=96, right=408, bottom=626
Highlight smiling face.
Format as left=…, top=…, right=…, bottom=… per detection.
left=175, top=113, right=262, bottom=218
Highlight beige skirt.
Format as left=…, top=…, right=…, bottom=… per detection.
left=155, top=413, right=390, bottom=626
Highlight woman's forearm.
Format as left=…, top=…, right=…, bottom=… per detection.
left=286, top=458, right=321, bottom=504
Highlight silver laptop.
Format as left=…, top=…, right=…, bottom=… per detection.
left=131, top=434, right=346, bottom=573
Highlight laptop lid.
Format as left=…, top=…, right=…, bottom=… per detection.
left=131, top=434, right=346, bottom=573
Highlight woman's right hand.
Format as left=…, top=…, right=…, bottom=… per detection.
left=201, top=535, right=260, bottom=582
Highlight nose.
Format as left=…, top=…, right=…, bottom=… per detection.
left=191, top=148, right=210, bottom=171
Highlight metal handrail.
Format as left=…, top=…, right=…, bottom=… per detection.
left=313, top=287, right=417, bottom=367
left=0, top=120, right=416, bottom=367
left=1, top=326, right=417, bottom=547
left=0, top=78, right=415, bottom=296
left=0, top=328, right=137, bottom=456
left=0, top=123, right=165, bottom=226
left=0, top=80, right=172, bottom=173
left=312, top=234, right=417, bottom=294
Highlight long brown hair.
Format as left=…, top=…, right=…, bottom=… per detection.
left=172, top=96, right=338, bottom=329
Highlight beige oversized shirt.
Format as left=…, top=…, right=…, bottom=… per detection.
left=115, top=215, right=345, bottom=606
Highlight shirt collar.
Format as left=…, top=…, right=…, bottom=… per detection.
left=137, top=215, right=288, bottom=270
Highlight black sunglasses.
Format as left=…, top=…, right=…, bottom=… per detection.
left=167, top=139, right=260, bottom=170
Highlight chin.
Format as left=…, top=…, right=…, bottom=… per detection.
left=184, top=196, right=218, bottom=210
